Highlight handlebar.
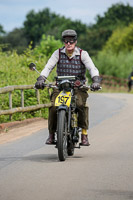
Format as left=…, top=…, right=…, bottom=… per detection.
left=33, top=83, right=57, bottom=90
left=34, top=83, right=102, bottom=91
left=80, top=85, right=102, bottom=91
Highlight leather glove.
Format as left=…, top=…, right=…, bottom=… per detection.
left=35, top=76, right=46, bottom=89
left=91, top=76, right=101, bottom=90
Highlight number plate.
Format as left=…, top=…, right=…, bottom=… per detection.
left=55, top=91, right=71, bottom=107
left=131, top=76, right=133, bottom=80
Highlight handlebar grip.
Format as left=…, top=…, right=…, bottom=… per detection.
left=90, top=86, right=102, bottom=91
left=34, top=82, right=46, bottom=90
left=42, top=83, right=47, bottom=87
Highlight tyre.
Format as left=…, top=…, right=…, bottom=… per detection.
left=67, top=142, right=74, bottom=156
left=57, top=109, right=68, bottom=161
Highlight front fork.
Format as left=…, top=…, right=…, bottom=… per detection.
left=57, top=105, right=80, bottom=146
left=70, top=110, right=80, bottom=144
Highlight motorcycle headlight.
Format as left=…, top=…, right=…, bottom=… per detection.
left=60, top=80, right=71, bottom=91
left=62, top=82, right=71, bottom=90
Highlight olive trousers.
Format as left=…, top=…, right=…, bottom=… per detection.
left=48, top=88, right=89, bottom=134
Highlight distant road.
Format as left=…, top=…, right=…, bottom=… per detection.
left=0, top=93, right=133, bottom=200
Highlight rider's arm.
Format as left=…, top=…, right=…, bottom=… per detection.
left=81, top=50, right=99, bottom=78
left=40, top=49, right=59, bottom=78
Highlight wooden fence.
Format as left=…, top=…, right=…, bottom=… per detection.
left=0, top=75, right=129, bottom=118
left=0, top=85, right=51, bottom=118
left=100, top=75, right=128, bottom=90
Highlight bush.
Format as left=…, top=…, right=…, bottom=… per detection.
left=0, top=35, right=62, bottom=123
left=103, top=23, right=133, bottom=54
left=92, top=50, right=133, bottom=78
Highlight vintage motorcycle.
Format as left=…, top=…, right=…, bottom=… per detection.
left=29, top=63, right=99, bottom=161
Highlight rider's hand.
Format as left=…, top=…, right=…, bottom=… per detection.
left=35, top=75, right=46, bottom=89
left=91, top=76, right=101, bottom=91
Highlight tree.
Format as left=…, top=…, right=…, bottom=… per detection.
left=87, top=3, right=133, bottom=54
left=1, top=3, right=133, bottom=56
left=103, top=22, right=133, bottom=54
left=23, top=8, right=87, bottom=47
left=94, top=3, right=133, bottom=29
left=0, top=24, right=5, bottom=35
left=0, top=28, right=28, bottom=53
left=78, top=27, right=112, bottom=55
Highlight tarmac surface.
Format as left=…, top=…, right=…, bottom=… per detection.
left=0, top=93, right=133, bottom=200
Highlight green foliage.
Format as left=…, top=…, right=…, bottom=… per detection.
left=0, top=28, right=28, bottom=54
left=93, top=50, right=133, bottom=79
left=34, top=34, right=62, bottom=57
left=23, top=8, right=87, bottom=47
left=0, top=24, right=5, bottom=35
left=78, top=27, right=112, bottom=55
left=23, top=3, right=133, bottom=54
left=88, top=3, right=133, bottom=79
left=1, top=3, right=133, bottom=56
left=24, top=7, right=88, bottom=53
left=87, top=3, right=133, bottom=54
left=0, top=2, right=133, bottom=120
left=103, top=23, right=133, bottom=54
left=0, top=35, right=61, bottom=123
left=94, top=3, right=133, bottom=28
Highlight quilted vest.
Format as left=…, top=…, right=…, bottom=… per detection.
left=57, top=47, right=86, bottom=81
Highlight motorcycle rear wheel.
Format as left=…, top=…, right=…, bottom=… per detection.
left=57, top=109, right=68, bottom=161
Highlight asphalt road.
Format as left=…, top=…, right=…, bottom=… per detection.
left=0, top=93, right=133, bottom=200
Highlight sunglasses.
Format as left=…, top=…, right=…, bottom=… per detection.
left=63, top=39, right=76, bottom=44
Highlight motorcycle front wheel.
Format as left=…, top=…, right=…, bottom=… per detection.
left=57, top=109, right=68, bottom=161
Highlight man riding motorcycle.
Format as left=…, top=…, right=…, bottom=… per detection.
left=35, top=29, right=101, bottom=146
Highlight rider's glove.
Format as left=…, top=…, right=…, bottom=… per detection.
left=35, top=75, right=46, bottom=89
left=91, top=76, right=101, bottom=91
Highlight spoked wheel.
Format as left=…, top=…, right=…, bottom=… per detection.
left=57, top=110, right=68, bottom=161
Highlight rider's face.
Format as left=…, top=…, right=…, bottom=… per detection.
left=63, top=37, right=77, bottom=52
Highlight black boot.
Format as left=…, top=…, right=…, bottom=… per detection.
left=46, top=134, right=55, bottom=145
left=81, top=134, right=90, bottom=146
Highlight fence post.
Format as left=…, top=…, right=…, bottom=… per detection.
left=36, top=89, right=41, bottom=115
left=9, top=91, right=12, bottom=120
left=21, top=89, right=24, bottom=108
left=0, top=85, right=52, bottom=121
left=36, top=89, right=40, bottom=104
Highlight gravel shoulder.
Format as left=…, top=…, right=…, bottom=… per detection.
left=0, top=118, right=48, bottom=144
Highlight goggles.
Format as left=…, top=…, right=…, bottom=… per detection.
left=63, top=38, right=76, bottom=44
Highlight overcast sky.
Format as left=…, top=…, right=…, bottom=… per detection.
left=0, top=0, right=133, bottom=32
